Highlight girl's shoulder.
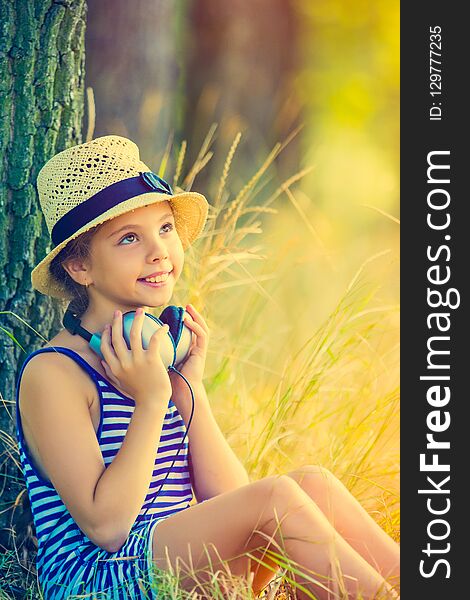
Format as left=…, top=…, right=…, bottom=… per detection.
left=21, top=331, right=98, bottom=408
left=17, top=342, right=110, bottom=514
left=18, top=338, right=101, bottom=483
left=38, top=330, right=131, bottom=400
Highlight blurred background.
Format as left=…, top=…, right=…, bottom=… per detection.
left=85, top=0, right=399, bottom=540
left=86, top=0, right=399, bottom=315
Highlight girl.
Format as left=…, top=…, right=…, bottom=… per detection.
left=16, top=135, right=400, bottom=599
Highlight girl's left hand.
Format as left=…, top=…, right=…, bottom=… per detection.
left=170, top=304, right=209, bottom=390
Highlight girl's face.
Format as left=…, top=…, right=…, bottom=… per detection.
left=72, top=200, right=184, bottom=315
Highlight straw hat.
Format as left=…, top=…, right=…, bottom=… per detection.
left=31, top=135, right=209, bottom=301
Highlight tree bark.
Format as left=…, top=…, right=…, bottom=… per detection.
left=0, top=0, right=87, bottom=560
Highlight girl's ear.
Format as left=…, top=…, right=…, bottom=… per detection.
left=61, top=258, right=90, bottom=287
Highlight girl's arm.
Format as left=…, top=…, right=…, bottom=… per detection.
left=92, top=401, right=168, bottom=547
left=19, top=354, right=168, bottom=553
left=172, top=380, right=250, bottom=502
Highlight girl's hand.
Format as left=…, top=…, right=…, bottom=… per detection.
left=171, top=303, right=209, bottom=390
left=100, top=308, right=172, bottom=409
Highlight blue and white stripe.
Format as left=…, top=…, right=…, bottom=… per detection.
left=15, top=346, right=193, bottom=599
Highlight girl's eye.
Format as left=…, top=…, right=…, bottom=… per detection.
left=161, top=222, right=174, bottom=234
left=119, top=233, right=137, bottom=245
left=118, top=222, right=174, bottom=245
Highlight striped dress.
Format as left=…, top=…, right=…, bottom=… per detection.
left=15, top=346, right=194, bottom=599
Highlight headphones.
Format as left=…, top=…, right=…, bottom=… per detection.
left=62, top=306, right=195, bottom=518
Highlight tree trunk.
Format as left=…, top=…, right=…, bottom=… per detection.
left=0, top=0, right=87, bottom=559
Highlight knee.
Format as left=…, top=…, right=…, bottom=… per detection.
left=302, top=464, right=333, bottom=477
left=289, top=464, right=335, bottom=486
left=247, top=474, right=302, bottom=505
left=286, top=464, right=344, bottom=500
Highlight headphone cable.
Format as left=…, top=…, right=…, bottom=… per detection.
left=140, top=365, right=195, bottom=520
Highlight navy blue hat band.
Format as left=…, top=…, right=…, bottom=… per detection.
left=51, top=172, right=173, bottom=247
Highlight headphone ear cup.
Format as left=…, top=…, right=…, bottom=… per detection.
left=159, top=305, right=193, bottom=367
left=122, top=311, right=175, bottom=369
left=174, top=323, right=192, bottom=366
left=158, top=305, right=184, bottom=344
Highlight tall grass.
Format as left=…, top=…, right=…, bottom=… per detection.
left=1, top=125, right=399, bottom=599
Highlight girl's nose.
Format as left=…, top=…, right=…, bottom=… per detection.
left=146, top=237, right=169, bottom=261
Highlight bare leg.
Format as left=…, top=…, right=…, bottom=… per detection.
left=151, top=475, right=398, bottom=599
left=285, top=465, right=400, bottom=588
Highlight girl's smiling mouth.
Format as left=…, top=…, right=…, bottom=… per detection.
left=138, top=270, right=172, bottom=287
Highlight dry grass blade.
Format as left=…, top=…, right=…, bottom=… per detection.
left=173, top=140, right=187, bottom=188
left=222, top=142, right=282, bottom=227
left=210, top=273, right=277, bottom=292
left=227, top=121, right=306, bottom=216
left=85, top=86, right=96, bottom=142
left=184, top=151, right=214, bottom=191
left=276, top=121, right=305, bottom=156
left=360, top=204, right=400, bottom=225
left=158, top=129, right=175, bottom=178
left=206, top=249, right=265, bottom=265
left=283, top=188, right=324, bottom=249
left=199, top=249, right=266, bottom=288
left=231, top=223, right=264, bottom=245
left=218, top=248, right=282, bottom=310
left=239, top=207, right=278, bottom=216
left=195, top=126, right=308, bottom=267
left=253, top=546, right=331, bottom=599
left=197, top=122, right=218, bottom=162
left=1, top=428, right=22, bottom=476
left=215, top=132, right=242, bottom=206
left=346, top=249, right=391, bottom=294
left=250, top=165, right=313, bottom=229
left=183, top=122, right=218, bottom=189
